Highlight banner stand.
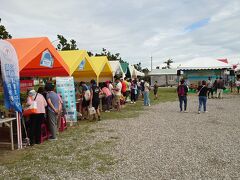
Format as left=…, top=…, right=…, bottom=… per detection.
left=16, top=112, right=22, bottom=149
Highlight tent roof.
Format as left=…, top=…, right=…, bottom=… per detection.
left=135, top=70, right=145, bottom=77
left=109, top=61, right=124, bottom=77
left=89, top=56, right=112, bottom=77
left=149, top=68, right=177, bottom=75
left=59, top=50, right=96, bottom=77
left=7, top=37, right=70, bottom=77
left=120, top=62, right=129, bottom=73
left=178, top=57, right=232, bottom=70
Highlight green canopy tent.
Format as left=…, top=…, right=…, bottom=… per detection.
left=120, top=62, right=131, bottom=78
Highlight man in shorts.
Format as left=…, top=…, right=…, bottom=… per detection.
left=90, top=80, right=102, bottom=121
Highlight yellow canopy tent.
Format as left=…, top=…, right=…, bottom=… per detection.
left=59, top=50, right=97, bottom=82
left=89, top=56, right=113, bottom=84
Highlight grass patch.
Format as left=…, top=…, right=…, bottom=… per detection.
left=0, top=121, right=118, bottom=178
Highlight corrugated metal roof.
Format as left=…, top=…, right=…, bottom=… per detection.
left=148, top=68, right=177, bottom=75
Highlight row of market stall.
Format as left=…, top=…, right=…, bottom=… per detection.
left=0, top=36, right=145, bottom=149
left=7, top=37, right=144, bottom=83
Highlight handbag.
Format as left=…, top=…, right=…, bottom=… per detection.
left=84, top=90, right=91, bottom=101
left=88, top=106, right=96, bottom=115
left=23, top=93, right=38, bottom=116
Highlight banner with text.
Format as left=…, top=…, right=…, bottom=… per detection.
left=0, top=40, right=22, bottom=112
left=56, top=77, right=77, bottom=121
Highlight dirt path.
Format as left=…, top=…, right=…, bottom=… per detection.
left=89, top=95, right=240, bottom=179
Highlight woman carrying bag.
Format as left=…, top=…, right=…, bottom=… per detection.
left=197, top=80, right=208, bottom=114
left=27, top=89, right=47, bottom=145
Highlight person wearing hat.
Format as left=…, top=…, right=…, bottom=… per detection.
left=27, top=89, right=47, bottom=145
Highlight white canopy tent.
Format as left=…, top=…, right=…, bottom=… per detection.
left=128, top=65, right=145, bottom=78
left=128, top=65, right=136, bottom=78
left=135, top=70, right=145, bottom=77
left=109, top=61, right=125, bottom=78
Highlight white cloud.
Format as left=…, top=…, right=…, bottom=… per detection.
left=0, top=0, right=240, bottom=69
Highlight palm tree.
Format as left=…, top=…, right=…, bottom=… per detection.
left=164, top=59, right=174, bottom=69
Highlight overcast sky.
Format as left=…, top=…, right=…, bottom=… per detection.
left=1, top=0, right=240, bottom=68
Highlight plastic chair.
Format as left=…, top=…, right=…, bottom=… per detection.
left=59, top=116, right=67, bottom=132
left=40, top=123, right=49, bottom=143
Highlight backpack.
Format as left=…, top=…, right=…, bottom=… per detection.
left=178, top=85, right=185, bottom=96
left=84, top=85, right=91, bottom=101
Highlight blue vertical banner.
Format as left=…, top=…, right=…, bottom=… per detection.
left=0, top=40, right=22, bottom=112
left=56, top=77, right=77, bottom=121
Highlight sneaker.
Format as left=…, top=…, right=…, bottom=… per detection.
left=130, top=101, right=133, bottom=104
left=49, top=138, right=58, bottom=141
left=148, top=104, right=151, bottom=106
left=204, top=111, right=208, bottom=113
left=198, top=111, right=200, bottom=114
left=184, top=110, right=188, bottom=113
left=133, top=102, right=136, bottom=104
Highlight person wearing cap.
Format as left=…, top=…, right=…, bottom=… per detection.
left=27, top=88, right=47, bottom=145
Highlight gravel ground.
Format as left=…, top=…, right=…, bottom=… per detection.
left=83, top=95, right=240, bottom=180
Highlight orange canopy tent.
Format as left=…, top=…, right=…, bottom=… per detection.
left=7, top=37, right=70, bottom=77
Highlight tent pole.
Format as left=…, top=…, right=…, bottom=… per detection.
left=16, top=111, right=22, bottom=149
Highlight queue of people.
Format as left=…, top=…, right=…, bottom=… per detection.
left=24, top=77, right=154, bottom=146
left=25, top=83, right=63, bottom=146
left=76, top=77, right=153, bottom=120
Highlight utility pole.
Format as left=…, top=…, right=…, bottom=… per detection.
left=151, top=55, right=153, bottom=71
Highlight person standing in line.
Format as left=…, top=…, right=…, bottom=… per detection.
left=235, top=78, right=240, bottom=94
left=27, top=89, right=47, bottom=145
left=130, top=79, right=137, bottom=104
left=125, top=77, right=131, bottom=102
left=153, top=81, right=159, bottom=100
left=140, top=80, right=145, bottom=99
left=143, top=80, right=151, bottom=106
left=102, top=83, right=112, bottom=112
left=107, top=81, right=114, bottom=108
left=177, top=79, right=188, bottom=112
left=197, top=80, right=208, bottom=114
left=80, top=81, right=90, bottom=118
left=113, top=78, right=122, bottom=111
left=90, top=79, right=102, bottom=121
left=212, top=77, right=218, bottom=98
left=216, top=77, right=224, bottom=99
left=46, top=84, right=61, bottom=140
left=120, top=78, right=127, bottom=102
left=207, top=77, right=213, bottom=99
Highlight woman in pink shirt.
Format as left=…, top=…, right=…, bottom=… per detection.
left=27, top=88, right=47, bottom=145
left=102, top=83, right=112, bottom=112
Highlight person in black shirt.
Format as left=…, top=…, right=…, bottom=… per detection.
left=90, top=79, right=102, bottom=121
left=197, top=80, right=208, bottom=114
left=177, top=79, right=188, bottom=112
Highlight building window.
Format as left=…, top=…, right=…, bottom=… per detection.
left=168, top=75, right=174, bottom=81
